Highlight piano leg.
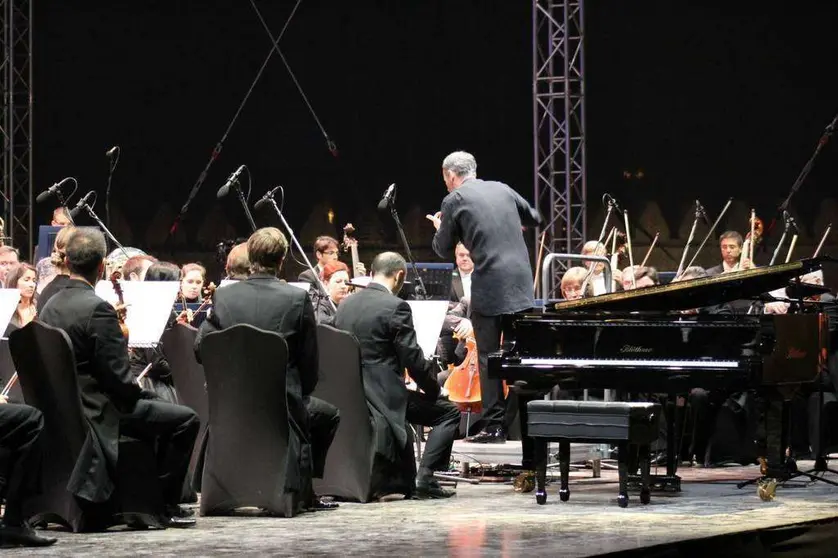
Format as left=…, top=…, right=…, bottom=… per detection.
left=559, top=441, right=570, bottom=502
left=534, top=439, right=548, bottom=505
left=665, top=394, right=677, bottom=478
left=519, top=393, right=536, bottom=471
left=639, top=444, right=651, bottom=505
left=617, top=441, right=629, bottom=508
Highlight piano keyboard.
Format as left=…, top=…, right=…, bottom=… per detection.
left=519, top=357, right=740, bottom=369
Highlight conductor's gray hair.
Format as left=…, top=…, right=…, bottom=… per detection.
left=442, top=151, right=477, bottom=178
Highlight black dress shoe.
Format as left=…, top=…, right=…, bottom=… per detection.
left=160, top=516, right=197, bottom=528
left=464, top=428, right=506, bottom=444
left=414, top=481, right=456, bottom=499
left=0, top=523, right=57, bottom=547
left=310, top=497, right=339, bottom=510
left=165, top=504, right=195, bottom=518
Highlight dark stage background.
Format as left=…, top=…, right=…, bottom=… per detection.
left=32, top=2, right=838, bottom=280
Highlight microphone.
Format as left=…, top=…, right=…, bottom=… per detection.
left=106, top=146, right=119, bottom=158
left=36, top=177, right=74, bottom=204
left=783, top=210, right=799, bottom=232
left=695, top=200, right=711, bottom=226
left=377, top=183, right=396, bottom=211
left=69, top=190, right=95, bottom=218
left=602, top=193, right=623, bottom=214
left=254, top=186, right=281, bottom=211
left=217, top=165, right=246, bottom=199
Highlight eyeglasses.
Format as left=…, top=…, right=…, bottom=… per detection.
left=321, top=250, right=338, bottom=256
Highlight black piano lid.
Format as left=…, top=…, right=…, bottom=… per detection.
left=551, top=258, right=823, bottom=313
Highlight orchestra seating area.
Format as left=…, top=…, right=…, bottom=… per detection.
left=3, top=457, right=837, bottom=557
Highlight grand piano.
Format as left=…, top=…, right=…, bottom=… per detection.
left=489, top=258, right=829, bottom=490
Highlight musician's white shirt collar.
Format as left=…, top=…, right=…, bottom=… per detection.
left=460, top=272, right=472, bottom=300
left=722, top=261, right=738, bottom=272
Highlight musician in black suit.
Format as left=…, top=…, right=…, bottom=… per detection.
left=195, top=227, right=340, bottom=509
left=334, top=252, right=459, bottom=499
left=427, top=151, right=541, bottom=443
left=449, top=243, right=473, bottom=303
left=38, top=228, right=199, bottom=527
left=0, top=401, right=56, bottom=547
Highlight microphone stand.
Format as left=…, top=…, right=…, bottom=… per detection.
left=105, top=151, right=119, bottom=228
left=580, top=197, right=618, bottom=295
left=769, top=212, right=793, bottom=266
left=766, top=110, right=838, bottom=242
left=79, top=203, right=130, bottom=259
left=261, top=194, right=335, bottom=311
left=389, top=202, right=428, bottom=300
left=231, top=181, right=258, bottom=233
left=681, top=198, right=733, bottom=275
left=53, top=189, right=75, bottom=226
left=675, top=202, right=703, bottom=277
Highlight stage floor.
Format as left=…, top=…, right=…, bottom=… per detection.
left=5, top=453, right=838, bottom=557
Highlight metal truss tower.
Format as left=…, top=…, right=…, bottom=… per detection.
left=533, top=0, right=587, bottom=298
left=0, top=0, right=33, bottom=255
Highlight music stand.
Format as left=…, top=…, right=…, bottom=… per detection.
left=35, top=226, right=63, bottom=262
left=406, top=263, right=455, bottom=301
left=0, top=288, right=26, bottom=396
left=95, top=280, right=180, bottom=348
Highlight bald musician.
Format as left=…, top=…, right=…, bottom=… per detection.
left=334, top=252, right=459, bottom=498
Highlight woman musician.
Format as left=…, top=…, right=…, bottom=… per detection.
left=5, top=264, right=38, bottom=333
left=314, top=261, right=352, bottom=326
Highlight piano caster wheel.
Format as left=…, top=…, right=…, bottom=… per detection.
left=536, top=490, right=547, bottom=505
left=640, top=490, right=650, bottom=505
left=559, top=488, right=570, bottom=502
left=617, top=494, right=629, bottom=508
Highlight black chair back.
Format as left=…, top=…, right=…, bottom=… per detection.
left=9, top=321, right=90, bottom=530
left=312, top=324, right=376, bottom=502
left=0, top=337, right=23, bottom=403
left=199, top=323, right=305, bottom=516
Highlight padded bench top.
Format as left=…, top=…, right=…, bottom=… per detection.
left=528, top=400, right=659, bottom=416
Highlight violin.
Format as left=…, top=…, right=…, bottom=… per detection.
left=189, top=283, right=217, bottom=325
left=110, top=271, right=130, bottom=340
left=342, top=223, right=361, bottom=279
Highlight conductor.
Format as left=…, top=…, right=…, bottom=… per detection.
left=427, top=151, right=541, bottom=444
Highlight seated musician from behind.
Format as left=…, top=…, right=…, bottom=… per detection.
left=706, top=231, right=753, bottom=276
left=5, top=264, right=37, bottom=330
left=36, top=225, right=75, bottom=312
left=560, top=267, right=592, bottom=300
left=38, top=228, right=199, bottom=526
left=194, top=227, right=340, bottom=510
left=315, top=260, right=351, bottom=326
left=180, top=263, right=206, bottom=303
left=225, top=242, right=249, bottom=280
left=581, top=240, right=608, bottom=295
left=334, top=251, right=460, bottom=499
left=122, top=254, right=158, bottom=282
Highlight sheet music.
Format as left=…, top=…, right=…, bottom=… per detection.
left=288, top=282, right=310, bottom=291
left=95, top=280, right=180, bottom=347
left=0, top=289, right=20, bottom=333
left=407, top=300, right=449, bottom=359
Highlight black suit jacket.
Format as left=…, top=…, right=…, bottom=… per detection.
left=38, top=279, right=146, bottom=501
left=449, top=272, right=464, bottom=303
left=705, top=264, right=724, bottom=277
left=333, top=282, right=439, bottom=452
left=195, top=273, right=318, bottom=429
left=432, top=178, right=541, bottom=316
left=36, top=274, right=71, bottom=314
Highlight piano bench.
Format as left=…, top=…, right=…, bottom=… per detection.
left=526, top=400, right=662, bottom=508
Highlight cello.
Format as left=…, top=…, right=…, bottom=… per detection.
left=110, top=271, right=130, bottom=340
left=443, top=335, right=481, bottom=432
